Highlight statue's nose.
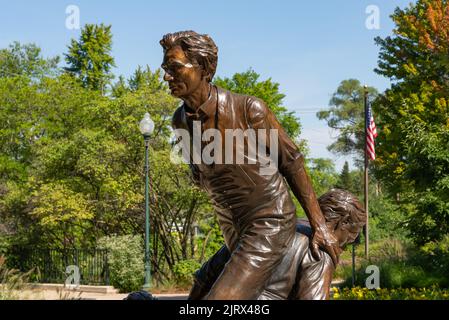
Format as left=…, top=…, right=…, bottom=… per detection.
left=164, top=72, right=173, bottom=81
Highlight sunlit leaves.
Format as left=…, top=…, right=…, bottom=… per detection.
left=214, top=69, right=301, bottom=140
left=374, top=0, right=449, bottom=245
left=64, top=24, right=115, bottom=92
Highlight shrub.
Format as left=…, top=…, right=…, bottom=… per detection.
left=195, top=215, right=224, bottom=263
left=0, top=236, right=9, bottom=257
left=97, top=235, right=144, bottom=293
left=418, top=235, right=449, bottom=278
left=172, top=259, right=201, bottom=288
left=0, top=255, right=30, bottom=300
left=336, top=239, right=449, bottom=288
left=369, top=194, right=408, bottom=242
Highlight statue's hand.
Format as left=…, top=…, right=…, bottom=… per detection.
left=310, top=225, right=341, bottom=267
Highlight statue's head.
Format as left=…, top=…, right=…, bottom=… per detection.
left=319, top=189, right=366, bottom=249
left=160, top=31, right=218, bottom=98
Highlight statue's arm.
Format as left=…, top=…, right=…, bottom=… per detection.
left=246, top=98, right=340, bottom=265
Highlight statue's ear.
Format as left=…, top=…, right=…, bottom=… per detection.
left=201, top=68, right=210, bottom=81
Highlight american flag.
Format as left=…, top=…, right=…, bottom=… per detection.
left=366, top=102, right=378, bottom=161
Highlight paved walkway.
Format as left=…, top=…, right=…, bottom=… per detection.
left=14, top=279, right=345, bottom=300
left=16, top=289, right=188, bottom=300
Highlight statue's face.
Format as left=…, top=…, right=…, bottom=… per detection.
left=330, top=221, right=361, bottom=249
left=161, top=45, right=204, bottom=98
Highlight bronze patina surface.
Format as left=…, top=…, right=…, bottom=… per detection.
left=160, top=30, right=342, bottom=300
left=188, top=189, right=366, bottom=300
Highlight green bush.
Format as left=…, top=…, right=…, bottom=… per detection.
left=368, top=194, right=408, bottom=242
left=332, top=286, right=449, bottom=300
left=418, top=235, right=449, bottom=277
left=97, top=235, right=144, bottom=293
left=172, top=259, right=201, bottom=287
left=195, top=214, right=224, bottom=263
left=337, top=239, right=449, bottom=288
left=0, top=236, right=9, bottom=257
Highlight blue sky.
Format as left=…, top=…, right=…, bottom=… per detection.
left=0, top=0, right=413, bottom=170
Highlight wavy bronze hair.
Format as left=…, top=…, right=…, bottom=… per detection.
left=160, top=30, right=218, bottom=82
left=318, top=189, right=366, bottom=241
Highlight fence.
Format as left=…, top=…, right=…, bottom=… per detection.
left=7, top=247, right=110, bottom=286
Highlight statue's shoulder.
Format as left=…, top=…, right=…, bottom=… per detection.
left=215, top=85, right=246, bottom=103
left=215, top=86, right=269, bottom=124
left=216, top=86, right=267, bottom=107
left=245, top=96, right=269, bottom=123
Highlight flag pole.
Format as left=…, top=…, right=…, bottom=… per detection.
left=364, top=85, right=369, bottom=259
left=351, top=240, right=356, bottom=287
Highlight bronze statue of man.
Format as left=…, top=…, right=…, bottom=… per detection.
left=160, top=30, right=340, bottom=300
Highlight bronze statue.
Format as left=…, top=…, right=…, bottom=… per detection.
left=160, top=30, right=341, bottom=300
left=188, top=189, right=366, bottom=300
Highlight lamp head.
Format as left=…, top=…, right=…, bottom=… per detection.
left=139, top=113, right=154, bottom=137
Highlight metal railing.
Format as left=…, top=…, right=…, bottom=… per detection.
left=8, top=247, right=110, bottom=286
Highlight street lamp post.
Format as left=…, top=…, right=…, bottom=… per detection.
left=139, top=112, right=154, bottom=290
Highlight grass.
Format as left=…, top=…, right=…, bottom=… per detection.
left=334, top=238, right=449, bottom=289
left=149, top=279, right=191, bottom=294
left=0, top=255, right=31, bottom=300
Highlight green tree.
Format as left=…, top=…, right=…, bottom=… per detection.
left=64, top=24, right=115, bottom=92
left=348, top=170, right=364, bottom=197
left=112, top=66, right=167, bottom=98
left=30, top=183, right=94, bottom=248
left=111, top=75, right=128, bottom=98
left=214, top=69, right=302, bottom=140
left=0, top=50, right=214, bottom=284
left=128, top=65, right=167, bottom=92
left=0, top=42, right=59, bottom=79
left=0, top=73, right=105, bottom=249
left=307, top=158, right=338, bottom=198
left=373, top=0, right=449, bottom=245
left=317, top=79, right=378, bottom=167
left=337, top=161, right=352, bottom=191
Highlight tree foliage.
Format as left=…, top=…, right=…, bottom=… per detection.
left=373, top=0, right=449, bottom=245
left=337, top=161, right=352, bottom=191
left=0, top=41, right=212, bottom=283
left=64, top=24, right=115, bottom=92
left=98, top=235, right=144, bottom=292
left=0, top=42, right=59, bottom=79
left=214, top=69, right=302, bottom=140
left=317, top=79, right=378, bottom=166
left=0, top=26, right=309, bottom=285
